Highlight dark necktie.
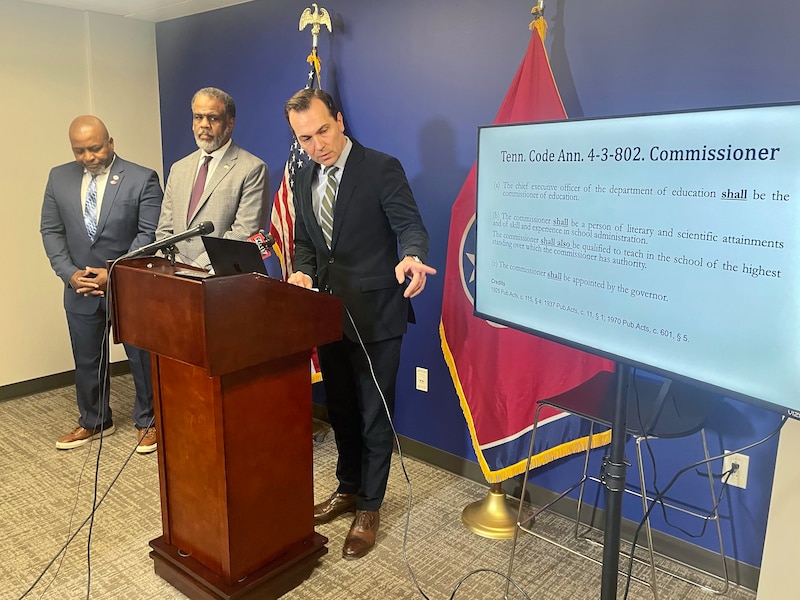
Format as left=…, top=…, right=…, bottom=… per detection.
left=320, top=166, right=339, bottom=248
left=187, top=155, right=212, bottom=224
left=84, top=174, right=98, bottom=241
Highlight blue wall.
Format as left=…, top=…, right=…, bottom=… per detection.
left=156, top=0, right=798, bottom=569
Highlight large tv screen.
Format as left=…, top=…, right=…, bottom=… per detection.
left=475, top=103, right=800, bottom=419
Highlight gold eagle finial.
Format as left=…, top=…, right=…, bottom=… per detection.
left=298, top=4, right=332, bottom=86
left=299, top=3, right=332, bottom=48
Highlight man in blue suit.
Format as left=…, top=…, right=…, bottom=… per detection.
left=286, top=89, right=436, bottom=560
left=41, top=115, right=163, bottom=453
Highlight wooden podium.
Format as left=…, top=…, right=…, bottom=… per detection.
left=110, top=257, right=341, bottom=600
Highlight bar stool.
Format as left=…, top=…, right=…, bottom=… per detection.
left=506, top=370, right=729, bottom=598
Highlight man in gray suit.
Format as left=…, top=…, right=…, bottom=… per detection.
left=41, top=115, right=163, bottom=453
left=156, top=87, right=269, bottom=269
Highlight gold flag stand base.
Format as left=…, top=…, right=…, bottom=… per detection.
left=461, top=482, right=517, bottom=539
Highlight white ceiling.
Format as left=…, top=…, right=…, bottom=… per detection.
left=23, top=0, right=256, bottom=22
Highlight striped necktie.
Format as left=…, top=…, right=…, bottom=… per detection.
left=320, top=166, right=339, bottom=248
left=84, top=174, right=98, bottom=241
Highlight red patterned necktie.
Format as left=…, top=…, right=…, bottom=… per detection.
left=187, top=155, right=212, bottom=224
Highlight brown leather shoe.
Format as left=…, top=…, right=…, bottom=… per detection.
left=342, top=510, right=379, bottom=560
left=314, top=492, right=357, bottom=525
left=136, top=427, right=157, bottom=454
left=56, top=424, right=116, bottom=450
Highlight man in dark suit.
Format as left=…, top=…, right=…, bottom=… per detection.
left=285, top=88, right=436, bottom=560
left=41, top=116, right=163, bottom=453
left=156, top=87, right=269, bottom=269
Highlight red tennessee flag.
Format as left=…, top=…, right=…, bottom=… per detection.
left=440, top=21, right=615, bottom=483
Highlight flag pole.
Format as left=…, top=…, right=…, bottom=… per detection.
left=268, top=5, right=333, bottom=392
left=298, top=4, right=333, bottom=399
left=299, top=3, right=332, bottom=88
left=529, top=0, right=545, bottom=27
left=460, top=4, right=550, bottom=541
left=529, top=0, right=546, bottom=37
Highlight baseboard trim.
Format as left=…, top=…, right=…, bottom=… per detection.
left=0, top=361, right=132, bottom=402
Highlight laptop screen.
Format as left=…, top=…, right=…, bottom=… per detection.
left=201, top=236, right=269, bottom=277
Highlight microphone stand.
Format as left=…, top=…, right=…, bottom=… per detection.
left=161, top=244, right=178, bottom=266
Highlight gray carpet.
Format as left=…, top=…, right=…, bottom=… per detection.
left=0, top=375, right=758, bottom=599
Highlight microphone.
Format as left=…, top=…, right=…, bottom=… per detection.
left=248, top=229, right=276, bottom=258
left=121, top=221, right=215, bottom=259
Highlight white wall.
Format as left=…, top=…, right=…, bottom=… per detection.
left=757, top=417, right=799, bottom=598
left=0, top=1, right=163, bottom=387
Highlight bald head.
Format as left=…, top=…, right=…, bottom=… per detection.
left=69, top=115, right=107, bottom=138
left=69, top=115, right=115, bottom=175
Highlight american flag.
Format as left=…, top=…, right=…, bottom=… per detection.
left=269, top=64, right=323, bottom=382
left=269, top=66, right=319, bottom=278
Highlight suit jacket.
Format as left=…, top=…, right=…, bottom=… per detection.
left=40, top=156, right=163, bottom=315
left=293, top=139, right=429, bottom=343
left=156, top=141, right=269, bottom=269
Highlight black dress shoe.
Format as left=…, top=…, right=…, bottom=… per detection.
left=314, top=492, right=357, bottom=525
left=342, top=510, right=380, bottom=560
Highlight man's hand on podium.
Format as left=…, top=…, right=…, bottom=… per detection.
left=288, top=271, right=313, bottom=289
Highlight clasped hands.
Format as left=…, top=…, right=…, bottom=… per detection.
left=70, top=266, right=108, bottom=296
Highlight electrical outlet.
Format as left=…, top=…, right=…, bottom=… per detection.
left=415, top=367, right=428, bottom=392
left=722, top=451, right=749, bottom=489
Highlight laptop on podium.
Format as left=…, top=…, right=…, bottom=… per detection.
left=201, top=236, right=270, bottom=277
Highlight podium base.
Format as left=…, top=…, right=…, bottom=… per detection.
left=149, top=533, right=327, bottom=600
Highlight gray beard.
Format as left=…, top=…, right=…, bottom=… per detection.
left=194, top=125, right=231, bottom=153
left=195, top=137, right=217, bottom=152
